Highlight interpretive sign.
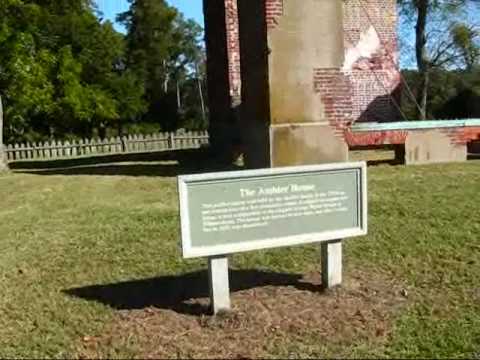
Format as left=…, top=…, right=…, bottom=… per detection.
left=178, top=162, right=367, bottom=259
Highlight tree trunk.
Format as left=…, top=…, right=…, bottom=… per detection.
left=117, top=120, right=123, bottom=137
left=163, top=76, right=169, bottom=94
left=198, top=78, right=207, bottom=124
left=196, top=63, right=207, bottom=124
left=0, top=95, right=3, bottom=148
left=163, top=60, right=170, bottom=94
left=99, top=121, right=107, bottom=140
left=419, top=70, right=429, bottom=120
left=176, top=80, right=182, bottom=110
left=0, top=95, right=8, bottom=170
left=415, top=0, right=429, bottom=120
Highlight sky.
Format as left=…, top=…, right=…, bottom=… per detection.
left=95, top=0, right=478, bottom=69
left=168, top=0, right=204, bottom=24
left=95, top=0, right=205, bottom=32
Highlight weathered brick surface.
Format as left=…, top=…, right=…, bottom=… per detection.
left=217, top=0, right=401, bottom=147
left=265, top=0, right=284, bottom=30
left=207, top=0, right=480, bottom=157
left=224, top=0, right=284, bottom=105
left=346, top=126, right=480, bottom=149
left=309, top=0, right=402, bottom=144
left=345, top=130, right=408, bottom=147
left=225, top=0, right=241, bottom=104
left=313, top=68, right=353, bottom=138
left=343, top=0, right=400, bottom=124
left=441, top=126, right=480, bottom=145
left=343, top=0, right=397, bottom=51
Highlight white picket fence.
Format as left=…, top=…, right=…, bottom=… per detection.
left=5, top=130, right=209, bottom=161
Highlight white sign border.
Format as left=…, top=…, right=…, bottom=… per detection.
left=178, top=162, right=368, bottom=259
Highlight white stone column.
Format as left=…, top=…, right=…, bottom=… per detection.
left=321, top=239, right=343, bottom=288
left=208, top=256, right=231, bottom=314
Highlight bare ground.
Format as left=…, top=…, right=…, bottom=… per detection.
left=75, top=269, right=408, bottom=359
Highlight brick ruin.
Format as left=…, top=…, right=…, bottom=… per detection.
left=224, top=0, right=401, bottom=123
left=203, top=0, right=479, bottom=167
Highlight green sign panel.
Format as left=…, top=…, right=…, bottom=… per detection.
left=178, top=163, right=367, bottom=258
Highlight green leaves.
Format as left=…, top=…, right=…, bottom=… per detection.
left=0, top=0, right=144, bottom=142
left=398, top=0, right=480, bottom=119
left=451, top=23, right=480, bottom=70
left=119, top=0, right=205, bottom=130
left=0, top=0, right=206, bottom=142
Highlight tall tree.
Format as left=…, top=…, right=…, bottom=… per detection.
left=399, top=0, right=480, bottom=119
left=118, top=0, right=178, bottom=99
left=0, top=0, right=204, bottom=142
left=451, top=23, right=480, bottom=71
left=118, top=0, right=205, bottom=130
left=0, top=0, right=145, bottom=141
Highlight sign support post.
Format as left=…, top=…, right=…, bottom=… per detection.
left=208, top=256, right=231, bottom=314
left=321, top=239, right=343, bottom=289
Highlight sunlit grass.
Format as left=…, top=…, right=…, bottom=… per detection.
left=0, top=159, right=479, bottom=357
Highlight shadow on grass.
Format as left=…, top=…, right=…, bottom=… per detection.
left=365, top=158, right=404, bottom=167
left=9, top=149, right=240, bottom=177
left=9, top=148, right=405, bottom=178
left=64, top=269, right=322, bottom=316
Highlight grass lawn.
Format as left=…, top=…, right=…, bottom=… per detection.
left=0, top=153, right=479, bottom=358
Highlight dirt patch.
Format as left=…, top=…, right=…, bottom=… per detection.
left=75, top=269, right=408, bottom=359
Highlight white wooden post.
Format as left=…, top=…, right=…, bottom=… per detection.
left=6, top=144, right=12, bottom=161
left=65, top=141, right=71, bottom=157
left=26, top=142, right=31, bottom=159
left=32, top=142, right=38, bottom=159
left=43, top=141, right=48, bottom=158
left=162, top=132, right=168, bottom=150
left=115, top=136, right=122, bottom=153
left=144, top=134, right=151, bottom=152
left=170, top=132, right=175, bottom=150
left=132, top=134, right=138, bottom=152
left=321, top=239, right=343, bottom=289
left=208, top=256, right=231, bottom=315
left=51, top=140, right=57, bottom=158
left=72, top=140, right=78, bottom=157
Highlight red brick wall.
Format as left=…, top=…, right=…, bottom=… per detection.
left=442, top=127, right=480, bottom=145
left=343, top=0, right=401, bottom=123
left=218, top=0, right=400, bottom=150
left=225, top=0, right=241, bottom=105
left=313, top=68, right=353, bottom=138
left=345, top=130, right=408, bottom=147
left=344, top=127, right=480, bottom=148
left=224, top=0, right=283, bottom=106
left=265, top=0, right=283, bottom=30
left=343, top=0, right=397, bottom=49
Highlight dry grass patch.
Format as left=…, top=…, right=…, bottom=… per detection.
left=76, top=269, right=408, bottom=359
